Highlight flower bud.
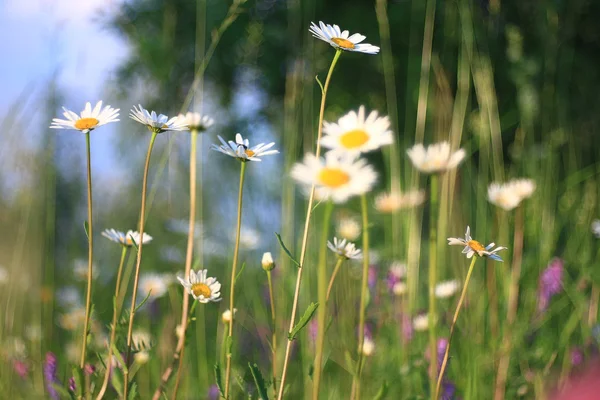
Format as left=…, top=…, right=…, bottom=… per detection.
left=262, top=252, right=275, bottom=271
left=222, top=308, right=237, bottom=324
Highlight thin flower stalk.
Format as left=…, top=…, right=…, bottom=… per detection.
left=171, top=127, right=200, bottom=400
left=266, top=269, right=277, bottom=397
left=123, top=131, right=159, bottom=399
left=80, top=131, right=94, bottom=370
left=96, top=246, right=128, bottom=400
left=428, top=174, right=439, bottom=396
left=435, top=256, right=477, bottom=399
left=312, top=202, right=334, bottom=400
left=494, top=206, right=524, bottom=400
left=224, top=160, right=247, bottom=398
left=326, top=257, right=345, bottom=302
left=351, top=194, right=370, bottom=400
left=277, top=48, right=342, bottom=400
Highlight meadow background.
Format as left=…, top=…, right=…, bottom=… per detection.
left=2, top=0, right=600, bottom=398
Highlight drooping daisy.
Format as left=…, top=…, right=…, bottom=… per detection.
left=487, top=178, right=536, bottom=211
left=211, top=133, right=278, bottom=162
left=177, top=269, right=222, bottom=303
left=101, top=229, right=153, bottom=247
left=447, top=226, right=507, bottom=262
left=291, top=152, right=377, bottom=203
left=138, top=273, right=172, bottom=301
left=434, top=280, right=460, bottom=299
left=129, top=104, right=188, bottom=133
left=407, top=142, right=466, bottom=174
left=375, top=189, right=426, bottom=213
left=327, top=237, right=362, bottom=260
left=309, top=21, right=380, bottom=54
left=321, top=106, right=392, bottom=155
left=336, top=216, right=361, bottom=241
left=177, top=112, right=214, bottom=132
left=50, top=101, right=119, bottom=133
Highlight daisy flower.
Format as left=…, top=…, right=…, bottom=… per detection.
left=336, top=216, right=361, bottom=241
left=327, top=237, right=362, bottom=260
left=261, top=252, right=275, bottom=271
left=447, top=226, right=507, bottom=262
left=434, top=280, right=460, bottom=298
left=413, top=313, right=429, bottom=332
left=309, top=21, right=380, bottom=54
left=50, top=101, right=119, bottom=133
left=138, top=273, right=172, bottom=301
left=375, top=189, right=426, bottom=213
left=101, top=229, right=153, bottom=247
left=211, top=133, right=278, bottom=162
left=321, top=106, right=392, bottom=155
left=291, top=152, right=377, bottom=203
left=487, top=178, right=536, bottom=211
left=407, top=142, right=466, bottom=174
left=177, top=269, right=222, bottom=303
left=129, top=104, right=188, bottom=133
left=177, top=112, right=214, bottom=132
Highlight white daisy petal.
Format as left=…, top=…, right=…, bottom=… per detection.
left=309, top=21, right=379, bottom=54
left=50, top=101, right=120, bottom=133
left=407, top=141, right=466, bottom=174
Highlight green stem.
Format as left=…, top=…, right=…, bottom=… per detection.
left=123, top=131, right=159, bottom=400
left=351, top=194, right=370, bottom=400
left=277, top=49, right=342, bottom=400
left=80, top=131, right=94, bottom=371
left=312, top=202, right=334, bottom=400
left=267, top=270, right=277, bottom=397
left=326, top=258, right=345, bottom=303
left=428, top=174, right=439, bottom=398
left=224, top=160, right=247, bottom=398
left=435, top=256, right=477, bottom=399
left=96, top=246, right=128, bottom=400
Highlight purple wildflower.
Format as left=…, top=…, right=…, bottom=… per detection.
left=571, top=347, right=584, bottom=366
left=13, top=359, right=28, bottom=379
left=208, top=384, right=220, bottom=400
left=85, top=364, right=96, bottom=375
left=43, top=352, right=60, bottom=400
left=309, top=319, right=318, bottom=342
left=368, top=266, right=377, bottom=290
left=402, top=313, right=413, bottom=342
left=68, top=376, right=76, bottom=392
left=441, top=380, right=457, bottom=400
left=437, top=338, right=449, bottom=373
left=537, top=258, right=564, bottom=312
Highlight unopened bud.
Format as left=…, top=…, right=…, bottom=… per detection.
left=222, top=308, right=237, bottom=324
left=262, top=252, right=275, bottom=271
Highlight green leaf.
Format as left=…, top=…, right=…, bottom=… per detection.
left=248, top=363, right=269, bottom=400
left=275, top=233, right=300, bottom=268
left=344, top=350, right=356, bottom=376
left=128, top=233, right=139, bottom=252
left=372, top=381, right=388, bottom=400
left=315, top=75, right=324, bottom=94
left=51, top=382, right=73, bottom=399
left=83, top=221, right=89, bottom=240
left=112, top=343, right=128, bottom=373
left=234, top=262, right=246, bottom=284
left=226, top=336, right=233, bottom=355
left=288, top=302, right=319, bottom=340
left=72, top=366, right=84, bottom=397
left=214, top=364, right=225, bottom=398
left=128, top=382, right=138, bottom=400
left=111, top=368, right=124, bottom=397
left=134, top=289, right=153, bottom=312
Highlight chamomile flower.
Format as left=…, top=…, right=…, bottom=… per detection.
left=178, top=269, right=222, bottom=303
left=447, top=226, right=507, bottom=262
left=261, top=252, right=275, bottom=271
left=309, top=21, right=380, bottom=54
left=321, top=106, right=392, bottom=155
left=434, top=280, right=460, bottom=298
left=291, top=152, right=377, bottom=203
left=101, top=229, right=153, bottom=247
left=407, top=142, right=466, bottom=174
left=129, top=104, right=188, bottom=133
left=50, top=101, right=119, bottom=133
left=375, top=189, right=426, bottom=213
left=177, top=112, right=214, bottom=132
left=327, top=237, right=362, bottom=260
left=211, top=133, right=278, bottom=162
left=138, top=273, right=172, bottom=301
left=487, top=178, right=536, bottom=211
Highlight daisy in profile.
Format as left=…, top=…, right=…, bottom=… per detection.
left=447, top=226, right=507, bottom=262
left=407, top=142, right=466, bottom=174
left=309, top=21, right=380, bottom=54
left=291, top=152, right=377, bottom=203
left=327, top=237, right=362, bottom=260
left=321, top=106, right=392, bottom=156
left=487, top=178, right=536, bottom=211
left=177, top=112, right=214, bottom=132
left=50, top=101, right=119, bottom=133
left=375, top=189, right=426, bottom=213
left=177, top=269, right=222, bottom=303
left=129, top=104, right=188, bottom=133
left=102, top=229, right=153, bottom=247
left=211, top=133, right=278, bottom=162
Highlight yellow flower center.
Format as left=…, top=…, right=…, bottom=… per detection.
left=191, top=283, right=212, bottom=298
left=318, top=168, right=350, bottom=188
left=245, top=149, right=255, bottom=157
left=124, top=236, right=133, bottom=246
left=467, top=240, right=486, bottom=253
left=331, top=37, right=355, bottom=49
left=340, top=129, right=370, bottom=149
left=74, top=118, right=99, bottom=131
